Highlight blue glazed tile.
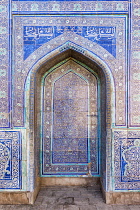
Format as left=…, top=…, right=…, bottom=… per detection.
left=114, top=131, right=140, bottom=190
left=0, top=131, right=21, bottom=189
left=23, top=26, right=116, bottom=60
left=13, top=0, right=128, bottom=1
left=42, top=61, right=100, bottom=176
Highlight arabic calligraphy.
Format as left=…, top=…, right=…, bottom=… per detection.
left=24, top=26, right=116, bottom=59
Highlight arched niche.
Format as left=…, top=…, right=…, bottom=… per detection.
left=24, top=48, right=115, bottom=197
left=41, top=59, right=100, bottom=177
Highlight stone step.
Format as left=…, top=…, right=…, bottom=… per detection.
left=41, top=177, right=101, bottom=189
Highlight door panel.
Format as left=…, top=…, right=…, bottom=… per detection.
left=41, top=60, right=100, bottom=176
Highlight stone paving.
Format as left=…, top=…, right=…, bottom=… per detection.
left=0, top=187, right=140, bottom=210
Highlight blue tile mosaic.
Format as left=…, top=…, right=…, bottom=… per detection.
left=24, top=26, right=116, bottom=60
left=0, top=131, right=21, bottom=189
left=11, top=1, right=129, bottom=13
left=1, top=0, right=140, bottom=197
left=121, top=138, right=140, bottom=182
left=52, top=72, right=88, bottom=164
left=0, top=140, right=12, bottom=180
left=0, top=0, right=11, bottom=128
left=13, top=15, right=127, bottom=128
left=42, top=60, right=100, bottom=176
left=114, top=131, right=140, bottom=190
left=13, top=0, right=128, bottom=1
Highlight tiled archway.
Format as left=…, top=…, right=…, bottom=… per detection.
left=25, top=48, right=114, bottom=201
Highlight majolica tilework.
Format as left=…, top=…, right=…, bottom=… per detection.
left=0, top=0, right=139, bottom=194
left=0, top=1, right=11, bottom=128
left=12, top=0, right=128, bottom=1
left=24, top=26, right=116, bottom=60
left=0, top=131, right=21, bottom=190
left=129, top=0, right=140, bottom=127
left=13, top=15, right=127, bottom=128
left=52, top=72, right=88, bottom=164
left=11, top=1, right=129, bottom=13
left=42, top=60, right=100, bottom=176
left=114, top=131, right=140, bottom=190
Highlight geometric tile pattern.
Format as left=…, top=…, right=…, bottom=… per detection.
left=13, top=15, right=127, bottom=128
left=0, top=131, right=21, bottom=189
left=129, top=0, right=140, bottom=127
left=0, top=0, right=11, bottom=128
left=52, top=72, right=88, bottom=164
left=12, top=1, right=129, bottom=13
left=114, top=131, right=140, bottom=190
left=42, top=60, right=100, bottom=176
left=0, top=0, right=139, bottom=193
left=0, top=139, right=11, bottom=180
left=12, top=0, right=128, bottom=1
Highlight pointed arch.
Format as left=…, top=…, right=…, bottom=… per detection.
left=24, top=43, right=115, bottom=193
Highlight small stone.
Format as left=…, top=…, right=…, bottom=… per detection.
left=57, top=197, right=74, bottom=205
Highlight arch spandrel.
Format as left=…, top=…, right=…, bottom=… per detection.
left=13, top=15, right=126, bottom=128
